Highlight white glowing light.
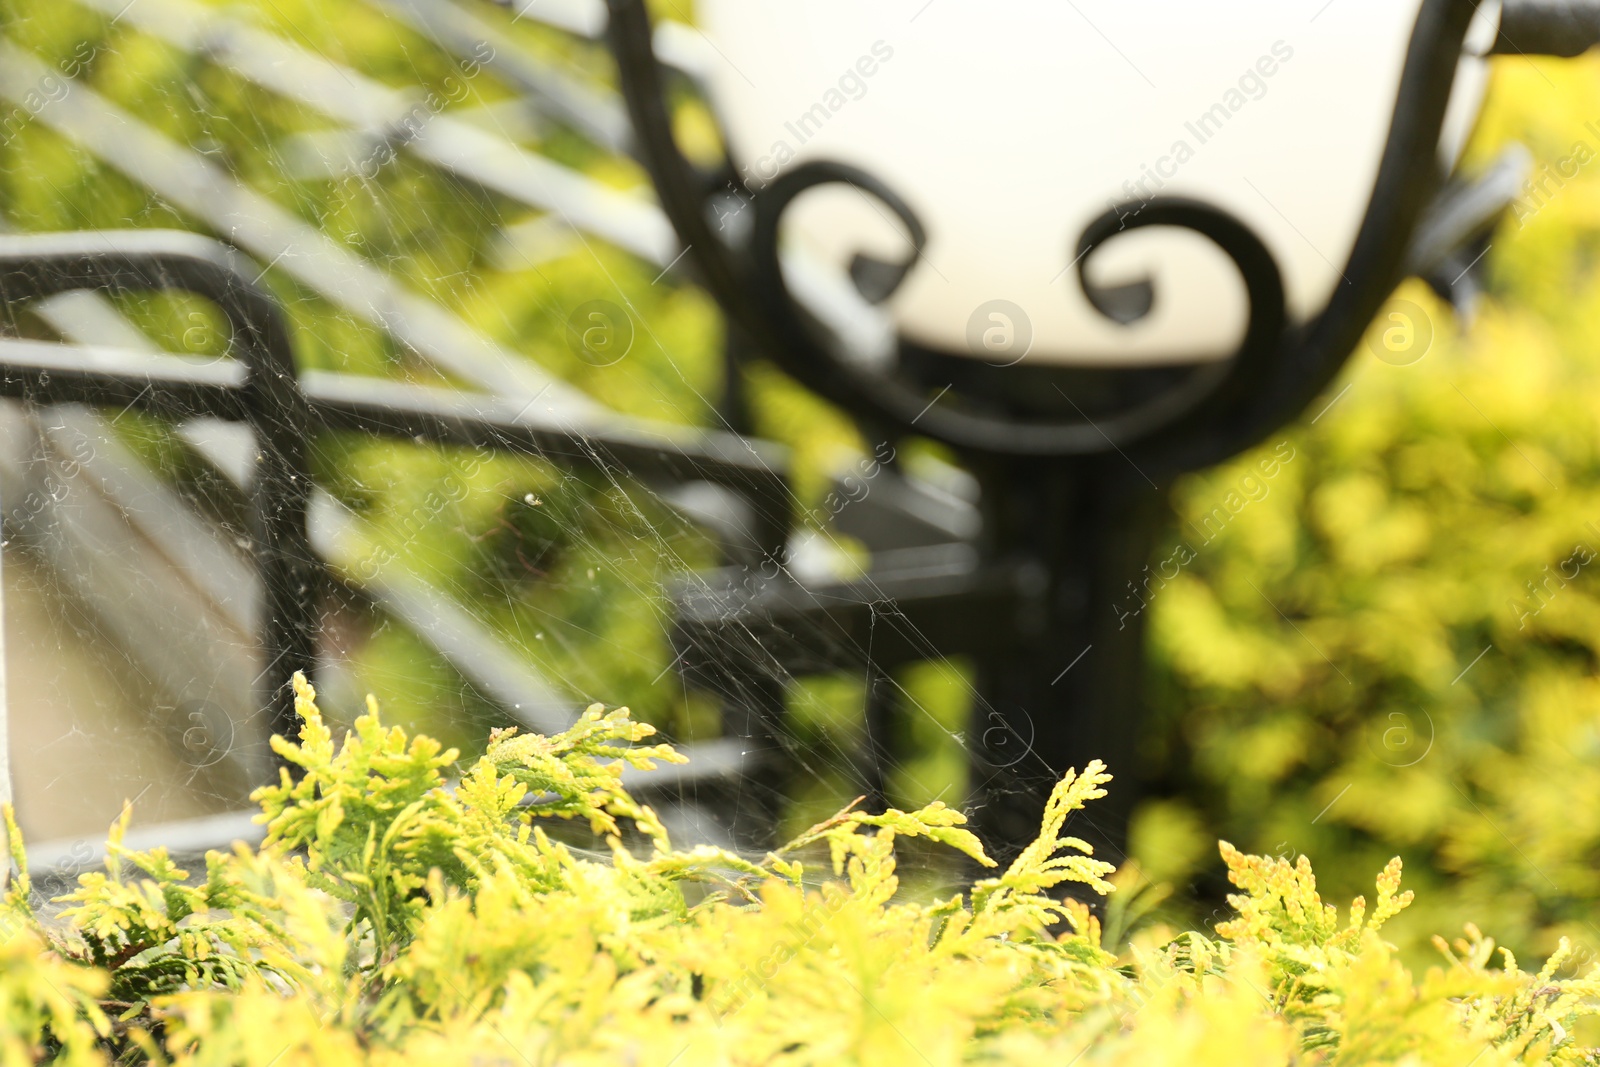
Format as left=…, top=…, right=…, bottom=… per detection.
left=698, top=0, right=1497, bottom=366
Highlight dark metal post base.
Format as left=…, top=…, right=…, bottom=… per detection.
left=967, top=457, right=1167, bottom=876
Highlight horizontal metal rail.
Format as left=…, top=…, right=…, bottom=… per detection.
left=0, top=340, right=786, bottom=503
left=671, top=544, right=1027, bottom=677
left=0, top=340, right=244, bottom=418
left=303, top=370, right=787, bottom=501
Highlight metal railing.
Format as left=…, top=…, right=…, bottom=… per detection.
left=0, top=226, right=790, bottom=852
left=0, top=0, right=939, bottom=861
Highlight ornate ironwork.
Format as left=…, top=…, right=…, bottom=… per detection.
left=604, top=0, right=1483, bottom=471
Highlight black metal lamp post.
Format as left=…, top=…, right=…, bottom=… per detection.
left=602, top=0, right=1600, bottom=862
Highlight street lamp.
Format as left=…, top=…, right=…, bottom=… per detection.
left=603, top=0, right=1587, bottom=858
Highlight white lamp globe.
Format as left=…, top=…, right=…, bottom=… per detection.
left=696, top=0, right=1500, bottom=368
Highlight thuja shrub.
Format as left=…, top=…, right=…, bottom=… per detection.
left=2, top=676, right=1599, bottom=1066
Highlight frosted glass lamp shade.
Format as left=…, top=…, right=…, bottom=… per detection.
left=697, top=0, right=1494, bottom=368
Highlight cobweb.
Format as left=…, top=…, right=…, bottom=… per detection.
left=0, top=0, right=1072, bottom=897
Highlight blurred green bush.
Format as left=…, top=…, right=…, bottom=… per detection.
left=1134, top=56, right=1600, bottom=967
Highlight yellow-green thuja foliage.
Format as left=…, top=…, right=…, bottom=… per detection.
left=0, top=676, right=1597, bottom=1065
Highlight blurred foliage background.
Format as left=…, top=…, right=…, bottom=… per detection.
left=2, top=0, right=1600, bottom=977
left=1136, top=58, right=1600, bottom=968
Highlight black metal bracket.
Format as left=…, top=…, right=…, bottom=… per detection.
left=1496, top=0, right=1600, bottom=55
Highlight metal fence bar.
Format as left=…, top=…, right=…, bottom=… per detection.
left=672, top=544, right=1019, bottom=675
left=0, top=338, right=244, bottom=416
left=0, top=229, right=316, bottom=739
left=302, top=369, right=788, bottom=498
left=0, top=338, right=787, bottom=504
left=182, top=416, right=577, bottom=737
left=0, top=328, right=787, bottom=803
left=26, top=276, right=582, bottom=737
